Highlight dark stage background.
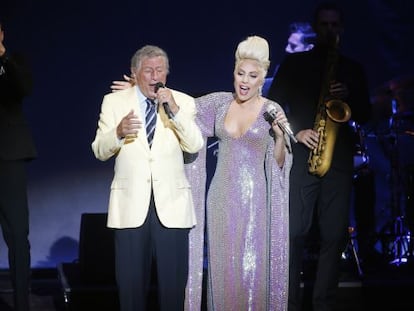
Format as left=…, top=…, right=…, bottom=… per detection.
left=1, top=0, right=413, bottom=268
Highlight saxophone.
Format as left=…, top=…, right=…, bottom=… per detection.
left=308, top=35, right=351, bottom=177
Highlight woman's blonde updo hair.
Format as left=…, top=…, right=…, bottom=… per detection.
left=235, top=35, right=270, bottom=80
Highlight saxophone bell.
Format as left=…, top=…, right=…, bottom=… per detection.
left=326, top=99, right=351, bottom=123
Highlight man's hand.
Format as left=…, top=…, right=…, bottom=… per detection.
left=116, top=109, right=142, bottom=138
left=0, top=28, right=6, bottom=57
left=111, top=74, right=135, bottom=92
left=156, top=86, right=180, bottom=115
left=330, top=81, right=349, bottom=100
left=295, top=129, right=319, bottom=149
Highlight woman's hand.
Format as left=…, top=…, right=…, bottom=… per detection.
left=271, top=110, right=288, bottom=139
left=110, top=74, right=135, bottom=92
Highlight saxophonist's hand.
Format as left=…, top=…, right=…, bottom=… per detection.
left=329, top=81, right=349, bottom=100
left=296, top=129, right=319, bottom=149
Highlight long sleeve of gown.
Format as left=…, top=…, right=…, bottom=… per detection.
left=184, top=92, right=219, bottom=311
left=265, top=134, right=292, bottom=310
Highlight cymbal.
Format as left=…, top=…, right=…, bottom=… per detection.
left=388, top=74, right=414, bottom=93
left=371, top=75, right=414, bottom=120
left=373, top=74, right=414, bottom=99
left=392, top=111, right=414, bottom=120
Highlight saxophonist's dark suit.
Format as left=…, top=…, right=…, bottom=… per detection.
left=268, top=46, right=371, bottom=311
left=0, top=51, right=36, bottom=311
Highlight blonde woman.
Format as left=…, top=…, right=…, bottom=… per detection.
left=188, top=35, right=292, bottom=310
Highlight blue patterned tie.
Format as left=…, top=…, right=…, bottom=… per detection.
left=145, top=98, right=157, bottom=147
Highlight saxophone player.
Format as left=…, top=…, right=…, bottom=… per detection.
left=268, top=2, right=371, bottom=311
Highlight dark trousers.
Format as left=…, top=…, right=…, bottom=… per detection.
left=288, top=167, right=353, bottom=311
left=0, top=160, right=31, bottom=311
left=114, top=193, right=190, bottom=311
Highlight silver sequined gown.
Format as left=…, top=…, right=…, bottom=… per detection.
left=185, top=92, right=291, bottom=311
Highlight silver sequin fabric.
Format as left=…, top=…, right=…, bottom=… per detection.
left=184, top=142, right=207, bottom=311
left=185, top=92, right=291, bottom=311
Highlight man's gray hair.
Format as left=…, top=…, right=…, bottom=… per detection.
left=130, top=45, right=170, bottom=73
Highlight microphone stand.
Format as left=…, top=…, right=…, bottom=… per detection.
left=380, top=103, right=412, bottom=266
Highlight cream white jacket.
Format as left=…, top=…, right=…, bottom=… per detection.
left=92, top=86, right=203, bottom=229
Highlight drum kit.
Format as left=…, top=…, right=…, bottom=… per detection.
left=352, top=74, right=414, bottom=266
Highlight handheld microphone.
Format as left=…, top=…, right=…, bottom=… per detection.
left=154, top=82, right=174, bottom=119
left=263, top=104, right=298, bottom=143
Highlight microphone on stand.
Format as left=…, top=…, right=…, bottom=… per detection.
left=155, top=82, right=174, bottom=119
left=263, top=104, right=298, bottom=143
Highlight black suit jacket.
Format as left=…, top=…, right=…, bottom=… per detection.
left=0, top=52, right=37, bottom=160
left=268, top=47, right=371, bottom=174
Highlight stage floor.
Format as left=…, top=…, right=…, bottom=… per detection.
left=1, top=255, right=414, bottom=311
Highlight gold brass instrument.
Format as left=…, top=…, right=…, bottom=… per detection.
left=308, top=35, right=352, bottom=177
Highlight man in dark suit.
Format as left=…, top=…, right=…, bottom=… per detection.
left=262, top=22, right=315, bottom=97
left=0, top=19, right=36, bottom=311
left=268, top=2, right=371, bottom=311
